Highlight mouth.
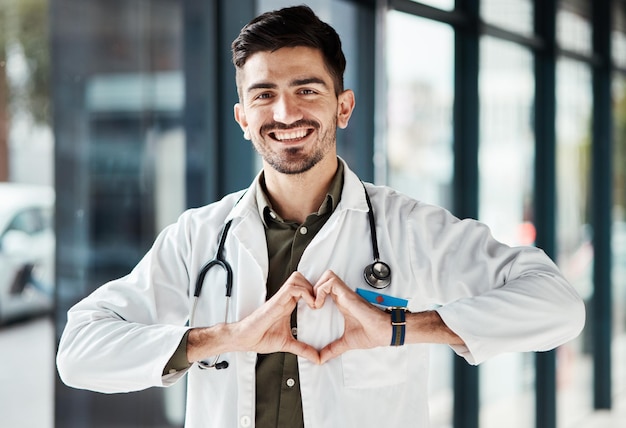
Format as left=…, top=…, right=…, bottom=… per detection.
left=269, top=127, right=314, bottom=143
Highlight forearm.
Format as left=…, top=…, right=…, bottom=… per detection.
left=404, top=310, right=465, bottom=346
left=186, top=323, right=238, bottom=363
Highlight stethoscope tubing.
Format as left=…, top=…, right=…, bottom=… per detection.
left=193, top=220, right=234, bottom=298
left=189, top=218, right=234, bottom=369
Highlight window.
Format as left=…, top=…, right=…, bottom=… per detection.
left=612, top=72, right=626, bottom=397
left=481, top=0, right=533, bottom=36
left=409, top=0, right=454, bottom=11
left=478, top=36, right=535, bottom=427
left=557, top=0, right=592, bottom=55
left=612, top=0, right=626, bottom=402
left=614, top=1, right=626, bottom=69
left=555, top=58, right=593, bottom=427
left=386, top=11, right=454, bottom=211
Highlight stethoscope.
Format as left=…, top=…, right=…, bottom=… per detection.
left=190, top=184, right=391, bottom=370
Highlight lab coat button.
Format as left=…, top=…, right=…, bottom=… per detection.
left=286, top=378, right=296, bottom=388
left=299, top=226, right=308, bottom=235
left=240, top=415, right=251, bottom=427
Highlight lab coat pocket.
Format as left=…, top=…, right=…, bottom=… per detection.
left=341, top=346, right=408, bottom=389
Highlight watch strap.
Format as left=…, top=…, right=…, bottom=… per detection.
left=389, top=307, right=407, bottom=346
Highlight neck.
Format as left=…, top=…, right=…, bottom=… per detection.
left=263, top=156, right=338, bottom=224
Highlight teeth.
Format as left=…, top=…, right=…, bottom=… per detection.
left=274, top=129, right=308, bottom=141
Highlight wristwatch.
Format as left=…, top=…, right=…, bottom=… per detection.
left=387, top=307, right=408, bottom=346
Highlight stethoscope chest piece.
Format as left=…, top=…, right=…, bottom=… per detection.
left=362, top=183, right=392, bottom=289
left=364, top=260, right=391, bottom=289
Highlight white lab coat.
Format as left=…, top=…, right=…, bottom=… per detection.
left=57, top=160, right=585, bottom=428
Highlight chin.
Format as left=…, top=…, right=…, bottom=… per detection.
left=270, top=153, right=322, bottom=175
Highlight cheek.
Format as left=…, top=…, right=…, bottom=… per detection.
left=244, top=109, right=269, bottom=129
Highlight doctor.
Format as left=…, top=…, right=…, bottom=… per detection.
left=57, top=5, right=585, bottom=428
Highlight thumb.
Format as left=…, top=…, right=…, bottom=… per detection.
left=319, top=338, right=348, bottom=364
left=284, top=338, right=321, bottom=365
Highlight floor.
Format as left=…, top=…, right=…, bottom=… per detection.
left=574, top=392, right=626, bottom=428
left=0, top=317, right=54, bottom=428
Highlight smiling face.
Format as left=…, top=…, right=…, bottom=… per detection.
left=234, top=46, right=355, bottom=175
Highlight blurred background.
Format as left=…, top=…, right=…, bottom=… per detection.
left=0, top=0, right=625, bottom=427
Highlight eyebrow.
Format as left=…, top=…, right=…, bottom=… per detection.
left=291, top=77, right=328, bottom=87
left=246, top=77, right=329, bottom=94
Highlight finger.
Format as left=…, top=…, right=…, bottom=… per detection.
left=313, top=281, right=329, bottom=309
left=313, top=270, right=341, bottom=308
left=314, top=271, right=354, bottom=310
left=283, top=338, right=321, bottom=365
left=277, top=272, right=316, bottom=308
left=319, top=338, right=349, bottom=364
left=312, top=269, right=339, bottom=289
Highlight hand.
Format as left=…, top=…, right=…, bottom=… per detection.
left=188, top=270, right=461, bottom=365
left=230, top=271, right=321, bottom=364
left=314, top=270, right=389, bottom=364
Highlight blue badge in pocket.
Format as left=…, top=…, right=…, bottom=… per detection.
left=356, top=288, right=408, bottom=309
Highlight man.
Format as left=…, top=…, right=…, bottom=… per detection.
left=57, top=5, right=585, bottom=428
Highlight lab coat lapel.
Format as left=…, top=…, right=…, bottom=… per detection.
left=225, top=178, right=269, bottom=319
left=297, top=161, right=369, bottom=280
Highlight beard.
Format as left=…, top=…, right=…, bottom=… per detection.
left=252, top=118, right=337, bottom=175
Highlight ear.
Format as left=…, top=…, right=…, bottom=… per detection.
left=336, top=89, right=356, bottom=129
left=234, top=103, right=251, bottom=140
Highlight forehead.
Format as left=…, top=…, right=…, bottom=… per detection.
left=237, top=46, right=332, bottom=91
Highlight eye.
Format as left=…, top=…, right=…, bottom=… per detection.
left=299, top=89, right=316, bottom=95
left=256, top=92, right=273, bottom=100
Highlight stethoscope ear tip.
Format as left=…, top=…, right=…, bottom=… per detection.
left=198, top=360, right=230, bottom=370
left=215, top=361, right=229, bottom=370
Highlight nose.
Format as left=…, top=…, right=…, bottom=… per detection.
left=273, top=94, right=303, bottom=125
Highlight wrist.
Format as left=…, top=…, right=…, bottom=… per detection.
left=186, top=323, right=231, bottom=363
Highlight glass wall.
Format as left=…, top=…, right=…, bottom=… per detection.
left=385, top=0, right=623, bottom=426
left=613, top=71, right=626, bottom=408
left=555, top=57, right=593, bottom=427
left=478, top=36, right=535, bottom=428
left=385, top=10, right=455, bottom=426
left=51, top=0, right=186, bottom=426
left=410, top=0, right=454, bottom=12
left=1, top=0, right=55, bottom=427
left=0, top=0, right=52, bottom=185
left=556, top=0, right=591, bottom=56
left=386, top=11, right=454, bottom=211
left=480, top=0, right=533, bottom=36
left=612, top=0, right=626, bottom=403
left=614, top=3, right=626, bottom=70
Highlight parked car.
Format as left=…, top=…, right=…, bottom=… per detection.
left=0, top=183, right=55, bottom=324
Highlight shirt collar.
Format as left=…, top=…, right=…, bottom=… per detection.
left=255, top=160, right=344, bottom=227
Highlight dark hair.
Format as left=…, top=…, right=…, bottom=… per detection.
left=231, top=5, right=346, bottom=95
